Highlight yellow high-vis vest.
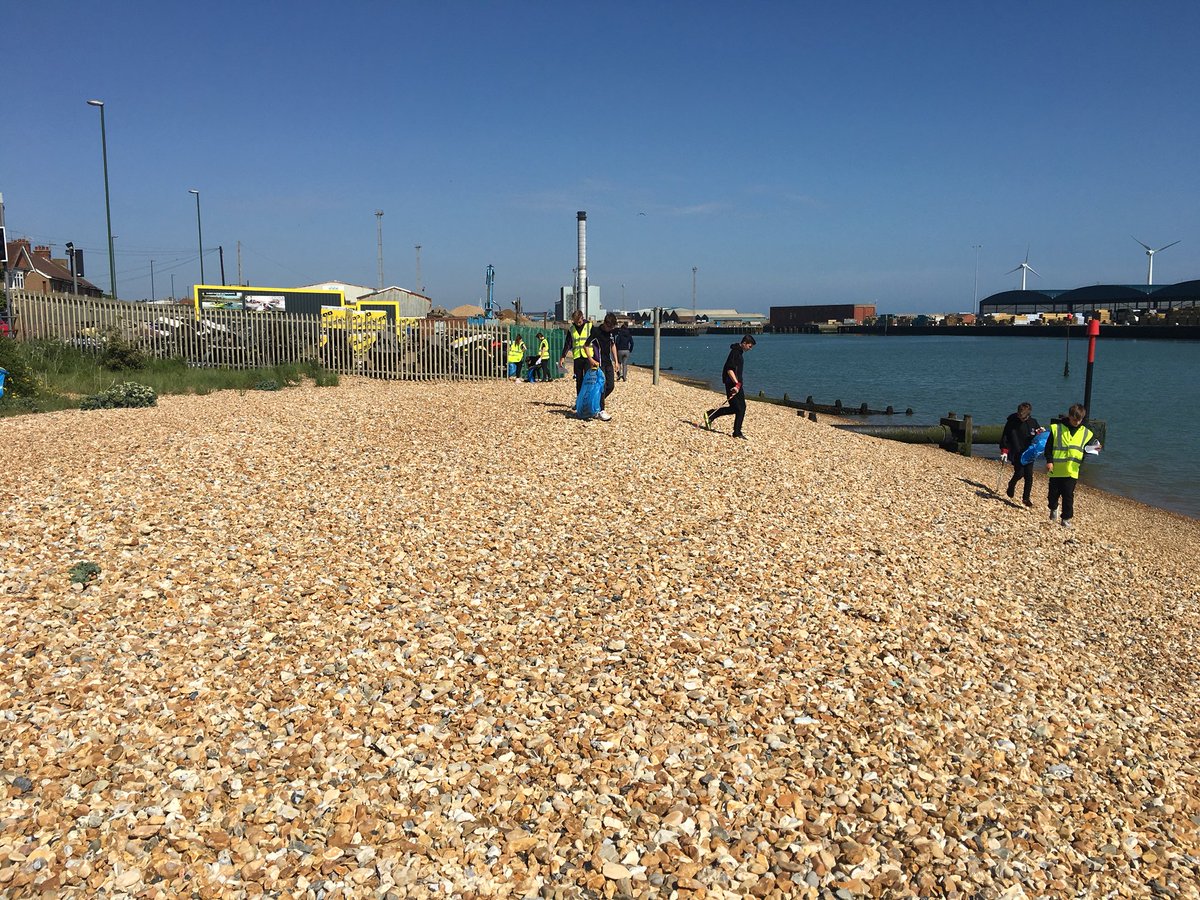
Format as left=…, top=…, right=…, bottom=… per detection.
left=507, top=340, right=525, bottom=363
left=1048, top=422, right=1094, bottom=479
left=569, top=322, right=593, bottom=360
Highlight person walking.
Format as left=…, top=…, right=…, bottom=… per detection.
left=1045, top=403, right=1099, bottom=528
left=591, top=314, right=620, bottom=420
left=615, top=323, right=634, bottom=381
left=559, top=309, right=595, bottom=400
left=999, top=401, right=1041, bottom=507
left=702, top=334, right=756, bottom=439
left=506, top=335, right=526, bottom=381
left=527, top=332, right=551, bottom=382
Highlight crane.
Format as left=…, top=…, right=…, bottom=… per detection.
left=484, top=264, right=496, bottom=319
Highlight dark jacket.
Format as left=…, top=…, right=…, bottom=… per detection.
left=593, top=326, right=617, bottom=369
left=721, top=343, right=746, bottom=389
left=614, top=327, right=633, bottom=352
left=1000, top=412, right=1041, bottom=459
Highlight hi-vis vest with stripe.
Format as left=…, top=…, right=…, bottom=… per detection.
left=538, top=336, right=549, bottom=358
left=507, top=339, right=525, bottom=363
left=569, top=322, right=593, bottom=360
left=1048, top=422, right=1094, bottom=479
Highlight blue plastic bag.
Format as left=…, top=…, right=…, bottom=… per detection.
left=1020, top=429, right=1049, bottom=465
left=0, top=368, right=7, bottom=400
left=575, top=367, right=605, bottom=418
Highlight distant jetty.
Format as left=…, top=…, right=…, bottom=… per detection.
left=626, top=323, right=765, bottom=337
left=811, top=323, right=1200, bottom=340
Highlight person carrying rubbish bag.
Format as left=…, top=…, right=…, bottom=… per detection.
left=999, top=401, right=1042, bottom=507
left=1045, top=403, right=1100, bottom=529
left=559, top=310, right=612, bottom=421
left=575, top=352, right=606, bottom=420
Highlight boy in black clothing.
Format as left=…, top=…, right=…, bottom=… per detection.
left=999, top=401, right=1041, bottom=506
left=593, top=314, right=620, bottom=419
left=702, top=334, right=756, bottom=438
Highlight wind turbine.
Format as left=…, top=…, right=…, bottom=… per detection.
left=1007, top=248, right=1040, bottom=291
left=1132, top=236, right=1180, bottom=285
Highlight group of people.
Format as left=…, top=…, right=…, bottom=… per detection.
left=506, top=332, right=552, bottom=382
left=1000, top=401, right=1099, bottom=527
left=556, top=311, right=634, bottom=421
left=548, top=317, right=1099, bottom=527
left=507, top=317, right=634, bottom=394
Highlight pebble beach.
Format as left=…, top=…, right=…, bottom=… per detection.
left=2, top=371, right=1198, bottom=898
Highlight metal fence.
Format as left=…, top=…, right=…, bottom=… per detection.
left=3, top=291, right=520, bottom=381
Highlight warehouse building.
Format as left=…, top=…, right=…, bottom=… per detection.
left=769, top=303, right=876, bottom=329
left=979, top=280, right=1200, bottom=317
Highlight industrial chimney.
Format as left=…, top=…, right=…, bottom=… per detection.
left=575, top=211, right=588, bottom=319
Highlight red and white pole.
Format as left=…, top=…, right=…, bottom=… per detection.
left=1083, top=317, right=1100, bottom=422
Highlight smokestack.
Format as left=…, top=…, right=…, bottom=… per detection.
left=576, top=211, right=588, bottom=319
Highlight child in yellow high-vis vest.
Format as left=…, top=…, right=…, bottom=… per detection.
left=506, top=336, right=526, bottom=380
left=1045, top=403, right=1100, bottom=528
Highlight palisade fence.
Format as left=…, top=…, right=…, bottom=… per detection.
left=6, top=291, right=516, bottom=381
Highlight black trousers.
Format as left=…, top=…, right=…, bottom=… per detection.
left=709, top=387, right=747, bottom=435
left=600, top=364, right=614, bottom=410
left=1007, top=460, right=1034, bottom=502
left=1048, top=476, right=1078, bottom=521
left=572, top=358, right=588, bottom=395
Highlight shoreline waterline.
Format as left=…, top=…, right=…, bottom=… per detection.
left=632, top=333, right=1200, bottom=519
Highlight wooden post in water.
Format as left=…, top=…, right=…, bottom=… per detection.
left=652, top=307, right=661, bottom=386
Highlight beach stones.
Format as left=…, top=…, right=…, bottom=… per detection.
left=0, top=373, right=1197, bottom=895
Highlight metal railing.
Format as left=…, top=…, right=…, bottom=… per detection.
left=3, top=291, right=513, bottom=381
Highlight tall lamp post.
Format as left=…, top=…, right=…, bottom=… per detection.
left=87, top=99, right=116, bottom=298
left=692, top=266, right=697, bottom=315
left=375, top=210, right=384, bottom=289
left=188, top=190, right=205, bottom=285
left=972, top=244, right=981, bottom=313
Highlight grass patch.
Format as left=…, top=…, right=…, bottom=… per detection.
left=0, top=337, right=337, bottom=418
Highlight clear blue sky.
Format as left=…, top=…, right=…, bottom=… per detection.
left=6, top=0, right=1198, bottom=314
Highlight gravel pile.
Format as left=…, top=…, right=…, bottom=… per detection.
left=1, top=371, right=1198, bottom=898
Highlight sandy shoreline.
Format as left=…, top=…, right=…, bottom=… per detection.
left=2, top=371, right=1198, bottom=897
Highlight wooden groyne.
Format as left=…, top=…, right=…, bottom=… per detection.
left=835, top=412, right=1108, bottom=457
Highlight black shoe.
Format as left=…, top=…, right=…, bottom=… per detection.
left=732, top=432, right=747, bottom=440
left=1006, top=487, right=1015, bottom=499
left=1023, top=499, right=1034, bottom=508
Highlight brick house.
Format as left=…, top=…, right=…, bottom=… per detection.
left=5, top=238, right=104, bottom=297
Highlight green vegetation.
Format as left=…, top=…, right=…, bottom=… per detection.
left=68, top=561, right=101, bottom=585
left=79, top=382, right=158, bottom=410
left=0, top=337, right=338, bottom=418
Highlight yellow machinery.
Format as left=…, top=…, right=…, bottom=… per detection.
left=320, top=306, right=388, bottom=355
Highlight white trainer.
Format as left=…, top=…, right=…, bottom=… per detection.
left=597, top=410, right=612, bottom=421
left=1049, top=510, right=1059, bottom=522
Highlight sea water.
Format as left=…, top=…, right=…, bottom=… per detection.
left=629, top=333, right=1200, bottom=519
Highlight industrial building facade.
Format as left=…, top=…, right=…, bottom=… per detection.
left=770, top=303, right=876, bottom=328
left=978, top=280, right=1199, bottom=316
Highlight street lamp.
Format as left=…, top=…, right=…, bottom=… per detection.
left=66, top=242, right=78, bottom=295
left=188, top=190, right=205, bottom=285
left=972, top=244, right=982, bottom=312
left=87, top=99, right=116, bottom=298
